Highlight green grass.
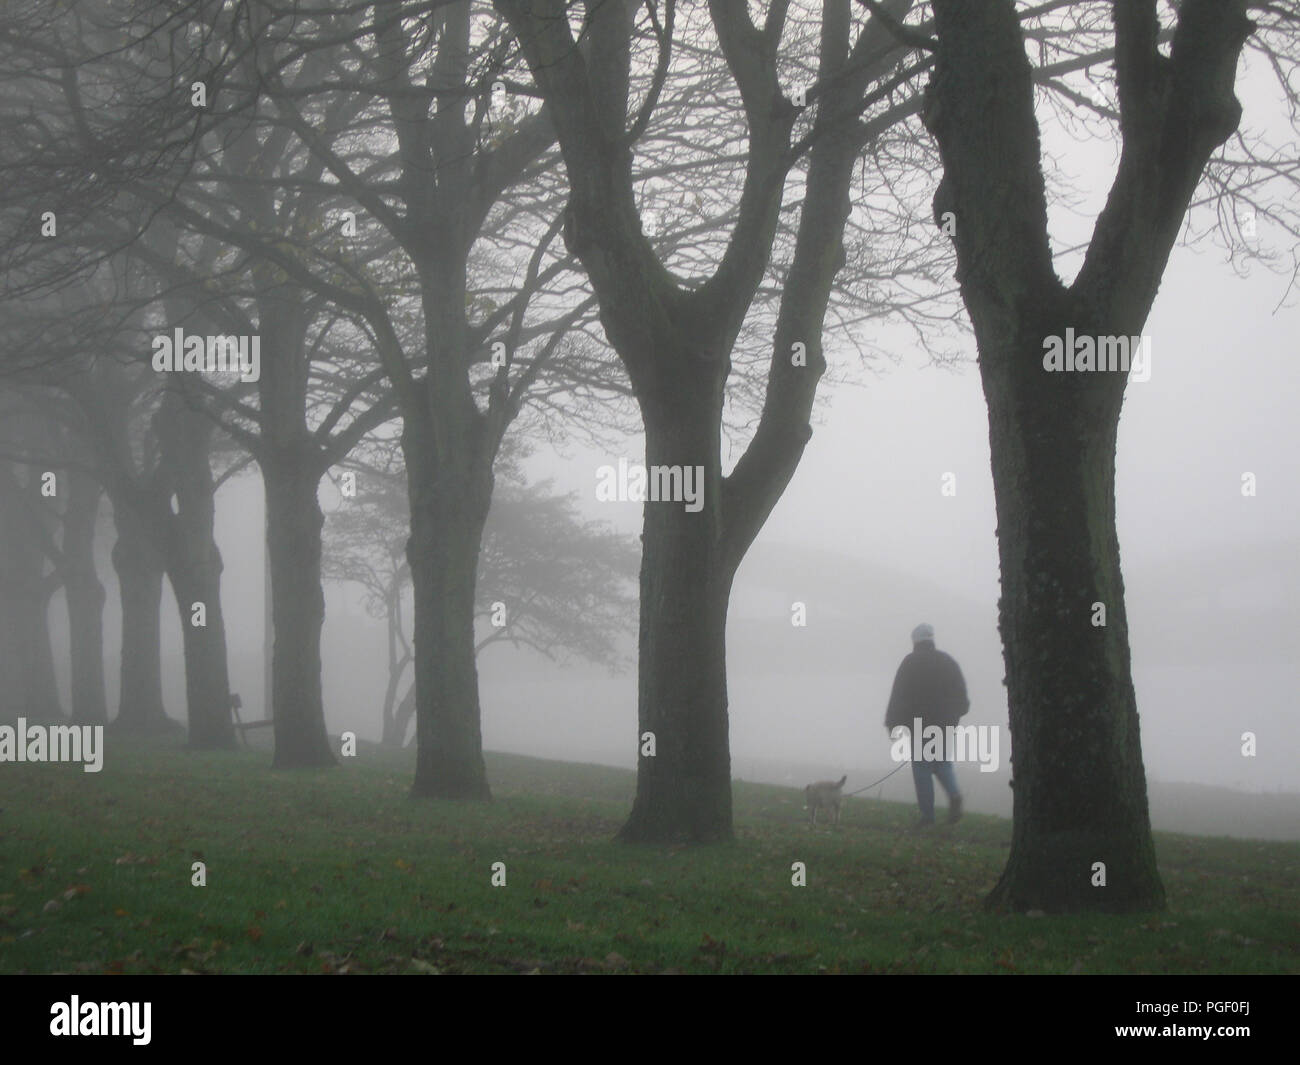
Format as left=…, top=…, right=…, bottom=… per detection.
left=2, top=738, right=1297, bottom=974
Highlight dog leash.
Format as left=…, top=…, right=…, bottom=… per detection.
left=843, top=761, right=909, bottom=797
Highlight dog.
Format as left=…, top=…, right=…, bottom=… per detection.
left=804, top=775, right=848, bottom=826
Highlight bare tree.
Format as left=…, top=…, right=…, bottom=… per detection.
left=917, top=0, right=1297, bottom=911
left=494, top=0, right=947, bottom=840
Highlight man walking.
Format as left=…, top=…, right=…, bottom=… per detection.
left=885, top=623, right=969, bottom=828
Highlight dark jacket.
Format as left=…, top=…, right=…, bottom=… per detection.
left=884, top=641, right=969, bottom=732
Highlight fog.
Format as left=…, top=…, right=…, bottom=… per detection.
left=19, top=13, right=1298, bottom=851
left=41, top=202, right=1295, bottom=840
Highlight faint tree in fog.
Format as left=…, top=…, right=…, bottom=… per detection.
left=324, top=455, right=638, bottom=747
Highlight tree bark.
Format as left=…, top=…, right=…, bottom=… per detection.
left=404, top=415, right=493, bottom=800
left=154, top=393, right=236, bottom=750
left=619, top=378, right=735, bottom=842
left=922, top=0, right=1253, bottom=911
left=166, top=545, right=235, bottom=749
left=110, top=500, right=172, bottom=733
left=979, top=322, right=1164, bottom=912
left=264, top=455, right=336, bottom=768
left=0, top=584, right=63, bottom=723
left=63, top=469, right=108, bottom=726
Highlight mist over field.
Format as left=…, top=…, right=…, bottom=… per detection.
left=41, top=232, right=1299, bottom=837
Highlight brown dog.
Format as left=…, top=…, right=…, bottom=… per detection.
left=804, top=775, right=848, bottom=826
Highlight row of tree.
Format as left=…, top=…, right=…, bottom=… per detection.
left=1, top=0, right=1295, bottom=912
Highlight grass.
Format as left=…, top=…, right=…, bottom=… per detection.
left=1, top=738, right=1297, bottom=974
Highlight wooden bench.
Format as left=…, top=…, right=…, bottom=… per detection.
left=229, top=694, right=273, bottom=747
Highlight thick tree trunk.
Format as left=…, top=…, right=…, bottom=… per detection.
left=63, top=470, right=108, bottom=726
left=979, top=330, right=1163, bottom=913
left=110, top=500, right=172, bottom=733
left=168, top=551, right=235, bottom=750
left=619, top=379, right=734, bottom=843
left=264, top=458, right=335, bottom=768
left=154, top=394, right=235, bottom=751
left=0, top=584, right=64, bottom=723
left=0, top=588, right=25, bottom=721
left=920, top=0, right=1249, bottom=912
left=405, top=418, right=493, bottom=799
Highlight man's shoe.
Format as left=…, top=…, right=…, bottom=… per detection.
left=948, top=795, right=964, bottom=824
left=911, top=818, right=935, bottom=833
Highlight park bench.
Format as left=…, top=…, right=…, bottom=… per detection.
left=229, top=693, right=273, bottom=747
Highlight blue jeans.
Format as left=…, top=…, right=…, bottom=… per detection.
left=912, top=759, right=960, bottom=822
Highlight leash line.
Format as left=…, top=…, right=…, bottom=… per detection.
left=844, top=761, right=908, bottom=796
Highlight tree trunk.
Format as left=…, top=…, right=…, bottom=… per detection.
left=110, top=498, right=172, bottom=733
left=263, top=523, right=273, bottom=735
left=28, top=585, right=63, bottom=722
left=619, top=379, right=734, bottom=843
left=921, top=0, right=1250, bottom=912
left=167, top=551, right=235, bottom=750
left=63, top=469, right=108, bottom=726
left=0, top=584, right=63, bottom=723
left=0, top=465, right=64, bottom=722
left=264, top=458, right=336, bottom=768
left=405, top=417, right=493, bottom=800
left=388, top=684, right=415, bottom=749
left=379, top=596, right=410, bottom=747
left=154, top=393, right=235, bottom=750
left=979, top=328, right=1163, bottom=913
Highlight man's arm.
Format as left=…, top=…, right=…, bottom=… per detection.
left=949, top=656, right=970, bottom=719
left=884, top=659, right=911, bottom=731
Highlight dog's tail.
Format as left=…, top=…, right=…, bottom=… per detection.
left=838, top=774, right=847, bottom=787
